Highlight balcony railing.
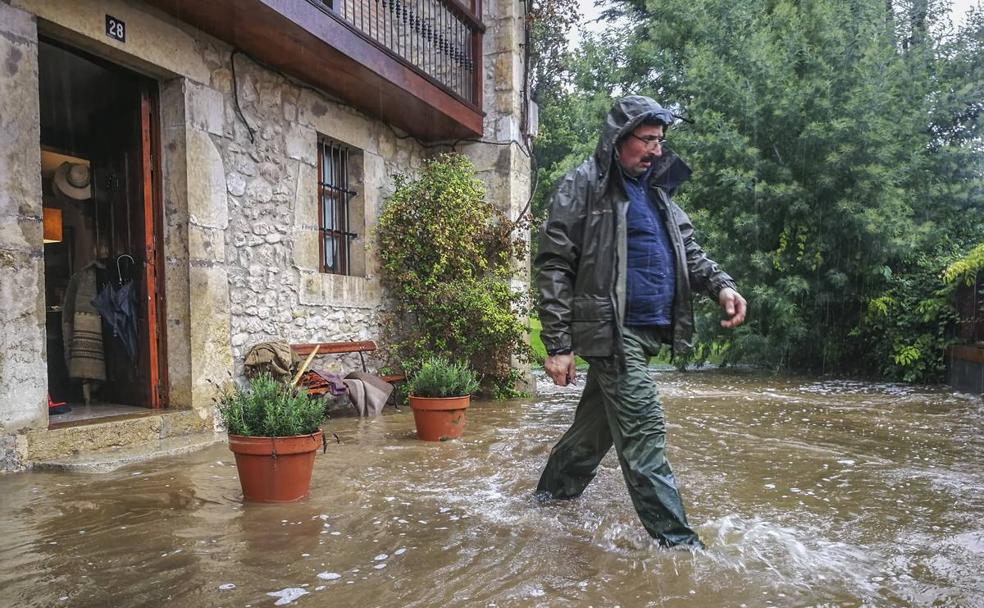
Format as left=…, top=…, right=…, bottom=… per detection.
left=313, top=0, right=483, bottom=106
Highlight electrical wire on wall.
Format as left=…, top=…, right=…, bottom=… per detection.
left=230, top=50, right=256, bottom=145
left=228, top=43, right=540, bottom=234
left=512, top=0, right=539, bottom=234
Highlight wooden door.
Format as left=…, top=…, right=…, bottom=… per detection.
left=139, top=84, right=166, bottom=409
left=90, top=80, right=165, bottom=408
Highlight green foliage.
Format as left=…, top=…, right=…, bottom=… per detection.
left=531, top=0, right=984, bottom=383
left=944, top=243, right=984, bottom=286
left=375, top=153, right=533, bottom=396
left=408, top=357, right=481, bottom=398
left=217, top=373, right=325, bottom=437
left=859, top=252, right=960, bottom=382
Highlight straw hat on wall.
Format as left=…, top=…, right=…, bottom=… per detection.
left=53, top=162, right=92, bottom=200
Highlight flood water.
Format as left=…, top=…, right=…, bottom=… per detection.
left=2, top=370, right=982, bottom=607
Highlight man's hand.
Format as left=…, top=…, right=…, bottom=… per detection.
left=718, top=287, right=747, bottom=328
left=544, top=353, right=577, bottom=386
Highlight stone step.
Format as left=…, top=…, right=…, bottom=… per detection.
left=25, top=408, right=221, bottom=472
left=31, top=432, right=224, bottom=473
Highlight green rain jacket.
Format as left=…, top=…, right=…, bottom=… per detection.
left=535, top=96, right=737, bottom=361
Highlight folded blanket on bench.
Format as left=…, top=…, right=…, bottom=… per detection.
left=343, top=372, right=394, bottom=417
left=299, top=369, right=393, bottom=417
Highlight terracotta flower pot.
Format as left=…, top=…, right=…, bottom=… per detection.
left=409, top=395, right=470, bottom=441
left=228, top=430, right=323, bottom=502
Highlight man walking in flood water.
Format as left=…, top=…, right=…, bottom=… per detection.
left=535, top=95, right=746, bottom=548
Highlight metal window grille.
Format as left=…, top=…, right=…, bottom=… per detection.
left=318, top=139, right=357, bottom=275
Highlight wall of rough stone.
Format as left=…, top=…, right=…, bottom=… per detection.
left=0, top=0, right=531, bottom=467
left=197, top=43, right=433, bottom=378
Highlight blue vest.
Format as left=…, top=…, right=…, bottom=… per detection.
left=622, top=172, right=676, bottom=326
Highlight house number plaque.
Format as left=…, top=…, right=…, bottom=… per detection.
left=106, top=15, right=126, bottom=43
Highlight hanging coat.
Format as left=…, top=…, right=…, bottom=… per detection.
left=62, top=261, right=107, bottom=381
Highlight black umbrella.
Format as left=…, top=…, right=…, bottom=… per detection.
left=92, top=255, right=139, bottom=361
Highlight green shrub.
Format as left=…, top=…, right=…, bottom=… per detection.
left=217, top=373, right=325, bottom=437
left=375, top=153, right=532, bottom=396
left=408, top=357, right=480, bottom=398
left=944, top=243, right=984, bottom=287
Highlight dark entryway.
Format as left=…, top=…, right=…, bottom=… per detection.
left=39, top=39, right=167, bottom=423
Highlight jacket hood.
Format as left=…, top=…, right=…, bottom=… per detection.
left=593, top=95, right=691, bottom=195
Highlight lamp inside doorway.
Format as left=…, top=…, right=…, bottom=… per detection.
left=43, top=207, right=63, bottom=243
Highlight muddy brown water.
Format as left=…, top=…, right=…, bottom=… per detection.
left=2, top=370, right=982, bottom=607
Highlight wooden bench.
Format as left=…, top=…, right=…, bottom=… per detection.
left=290, top=340, right=405, bottom=385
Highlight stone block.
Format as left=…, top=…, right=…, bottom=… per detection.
left=285, top=123, right=317, bottom=166
left=0, top=216, right=40, bottom=250
left=460, top=141, right=503, bottom=172
left=298, top=271, right=324, bottom=306
left=160, top=409, right=213, bottom=438
left=211, top=68, right=232, bottom=96
left=186, top=82, right=225, bottom=136
left=322, top=273, right=377, bottom=307
left=361, top=153, right=384, bottom=223
left=495, top=17, right=520, bottom=53
left=301, top=94, right=378, bottom=154
left=160, top=79, right=188, bottom=130
left=496, top=116, right=521, bottom=142
left=188, top=225, right=226, bottom=263
left=0, top=5, right=41, bottom=226
left=293, top=162, right=318, bottom=226
left=0, top=2, right=35, bottom=39
left=186, top=130, right=229, bottom=229
left=378, top=128, right=397, bottom=159
left=496, top=88, right=517, bottom=114
left=0, top=252, right=46, bottom=433
left=494, top=52, right=515, bottom=92
left=188, top=265, right=234, bottom=411
left=25, top=417, right=163, bottom=461
left=293, top=228, right=320, bottom=271
left=283, top=99, right=298, bottom=122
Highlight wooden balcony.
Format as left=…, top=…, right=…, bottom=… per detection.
left=146, top=0, right=485, bottom=141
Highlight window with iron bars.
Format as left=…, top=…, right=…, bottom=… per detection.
left=318, top=138, right=358, bottom=275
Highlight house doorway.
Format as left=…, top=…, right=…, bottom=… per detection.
left=39, top=39, right=167, bottom=425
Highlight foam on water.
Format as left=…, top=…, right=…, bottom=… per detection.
left=267, top=587, right=309, bottom=606
left=701, top=514, right=878, bottom=596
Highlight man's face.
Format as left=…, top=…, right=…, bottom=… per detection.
left=617, top=124, right=666, bottom=177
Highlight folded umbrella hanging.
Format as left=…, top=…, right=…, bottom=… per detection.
left=91, top=255, right=139, bottom=361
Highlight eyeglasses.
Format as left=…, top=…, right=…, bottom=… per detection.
left=629, top=133, right=667, bottom=147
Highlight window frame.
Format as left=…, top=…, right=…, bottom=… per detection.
left=317, top=137, right=358, bottom=276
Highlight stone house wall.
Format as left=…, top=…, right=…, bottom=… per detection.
left=0, top=0, right=530, bottom=471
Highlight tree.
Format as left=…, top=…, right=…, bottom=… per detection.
left=531, top=0, right=984, bottom=381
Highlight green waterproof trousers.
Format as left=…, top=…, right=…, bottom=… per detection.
left=536, top=325, right=703, bottom=548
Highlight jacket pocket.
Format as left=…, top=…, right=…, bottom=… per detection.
left=572, top=296, right=615, bottom=356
